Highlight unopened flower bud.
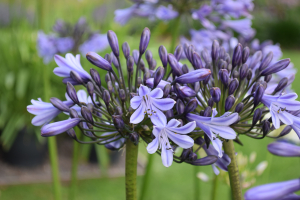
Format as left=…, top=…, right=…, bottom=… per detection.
left=233, top=70, right=239, bottom=79
left=247, top=69, right=253, bottom=80
left=203, top=106, right=212, bottom=117
left=174, top=45, right=183, bottom=61
left=252, top=108, right=262, bottom=126
left=208, top=98, right=214, bottom=107
left=194, top=82, right=200, bottom=93
left=107, top=30, right=119, bottom=57
left=110, top=52, right=119, bottom=68
left=127, top=56, right=134, bottom=75
left=168, top=54, right=182, bottom=76
left=227, top=63, right=232, bottom=72
left=232, top=43, right=242, bottom=68
left=182, top=64, right=189, bottom=74
left=254, top=84, right=265, bottom=107
left=112, top=115, right=125, bottom=133
left=242, top=47, right=250, bottom=64
left=86, top=52, right=112, bottom=71
left=90, top=68, right=101, bottom=88
left=278, top=126, right=292, bottom=137
left=228, top=78, right=239, bottom=95
left=211, top=40, right=219, bottom=61
left=69, top=108, right=79, bottom=118
left=176, top=99, right=185, bottom=115
left=66, top=128, right=77, bottom=139
left=210, top=87, right=221, bottom=103
left=154, top=66, right=165, bottom=88
left=176, top=84, right=196, bottom=98
left=159, top=45, right=168, bottom=68
left=219, top=69, right=229, bottom=87
left=181, top=148, right=192, bottom=160
left=163, top=84, right=171, bottom=98
left=132, top=50, right=139, bottom=64
left=165, top=109, right=174, bottom=118
left=105, top=73, right=111, bottom=83
left=143, top=71, right=151, bottom=85
left=189, top=152, right=197, bottom=161
left=86, top=82, right=94, bottom=98
left=235, top=102, right=244, bottom=113
left=104, top=53, right=112, bottom=64
left=139, top=27, right=150, bottom=55
left=259, top=52, right=273, bottom=71
left=81, top=106, right=94, bottom=124
left=145, top=50, right=153, bottom=67
left=239, top=64, right=248, bottom=80
left=193, top=52, right=203, bottom=69
left=122, top=42, right=130, bottom=59
left=107, top=81, right=114, bottom=94
left=249, top=51, right=262, bottom=69
left=262, top=120, right=270, bottom=137
left=139, top=59, right=146, bottom=72
left=70, top=70, right=85, bottom=84
left=119, top=89, right=126, bottom=102
left=50, top=97, right=71, bottom=112
left=103, top=90, right=110, bottom=105
left=219, top=47, right=226, bottom=59
left=184, top=99, right=198, bottom=114
left=129, top=132, right=139, bottom=145
left=225, top=95, right=235, bottom=111
left=67, top=82, right=79, bottom=104
left=175, top=69, right=211, bottom=84
left=201, top=49, right=211, bottom=64
left=273, top=77, right=288, bottom=94
left=264, top=74, right=272, bottom=83
left=191, top=156, right=218, bottom=166
left=150, top=59, right=157, bottom=70
left=137, top=77, right=142, bottom=86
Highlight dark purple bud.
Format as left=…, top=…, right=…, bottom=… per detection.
left=264, top=74, right=272, bottom=83
left=139, top=59, right=146, bottom=72
left=252, top=108, right=262, bottom=126
left=181, top=148, right=192, bottom=160
left=66, top=128, right=77, bottom=139
left=107, top=81, right=114, bottom=94
left=235, top=102, right=244, bottom=113
left=132, top=50, right=140, bottom=64
left=103, top=90, right=110, bottom=105
left=41, top=118, right=81, bottom=137
left=119, top=89, right=126, bottom=102
left=176, top=84, right=196, bottom=98
left=143, top=71, right=151, bottom=85
left=69, top=108, right=79, bottom=118
left=176, top=99, right=185, bottom=115
left=86, top=52, right=112, bottom=71
left=218, top=59, right=227, bottom=70
left=105, top=73, right=111, bottom=83
left=104, top=53, right=112, bottom=64
left=278, top=126, right=292, bottom=137
left=259, top=52, right=273, bottom=71
left=208, top=98, right=214, bottom=107
left=254, top=84, right=265, bottom=107
left=203, top=75, right=210, bottom=85
left=168, top=54, right=182, bottom=76
left=219, top=47, right=226, bottom=59
left=70, top=70, right=84, bottom=84
left=145, top=50, right=153, bottom=67
left=127, top=56, right=134, bottom=75
left=175, top=69, right=211, bottom=84
left=112, top=115, right=125, bottom=133
left=50, top=97, right=72, bottom=112
left=199, top=110, right=204, bottom=116
left=201, top=49, right=211, bottom=64
left=184, top=99, right=198, bottom=114
left=122, top=42, right=130, bottom=59
left=163, top=84, right=171, bottom=98
left=139, top=27, right=150, bottom=55
left=159, top=45, right=168, bottom=68
left=204, top=134, right=211, bottom=148
left=66, top=82, right=79, bottom=104
left=154, top=66, right=165, bottom=88
left=211, top=40, right=219, bottom=61
left=165, top=109, right=174, bottom=118
left=262, top=120, right=270, bottom=137
left=225, top=54, right=231, bottom=65
left=203, top=106, right=212, bottom=117
left=174, top=45, right=183, bottom=61
left=251, top=82, right=260, bottom=94
left=81, top=106, right=94, bottom=124
left=87, top=82, right=94, bottom=97
left=273, top=77, right=288, bottom=94
left=129, top=132, right=139, bottom=145
left=228, top=78, right=239, bottom=95
left=242, top=47, right=250, bottom=64
left=189, top=152, right=197, bottom=161
left=110, top=52, right=119, bottom=68
left=191, top=155, right=218, bottom=166
left=193, top=52, right=203, bottom=69
left=150, top=59, right=157, bottom=70
left=247, top=69, right=252, bottom=80
left=239, top=64, right=248, bottom=80
left=233, top=70, right=239, bottom=79
left=90, top=69, right=101, bottom=88
left=225, top=95, right=235, bottom=112
left=249, top=51, right=262, bottom=69
left=219, top=69, right=229, bottom=87
left=210, top=87, right=221, bottom=103
left=186, top=45, right=194, bottom=63
left=261, top=59, right=291, bottom=76
left=115, top=106, right=123, bottom=115
left=232, top=43, right=243, bottom=68
left=107, top=30, right=119, bottom=57
left=194, top=82, right=200, bottom=93
left=182, top=64, right=189, bottom=74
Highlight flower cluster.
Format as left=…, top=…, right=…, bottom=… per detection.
left=28, top=27, right=299, bottom=170
left=37, top=17, right=109, bottom=64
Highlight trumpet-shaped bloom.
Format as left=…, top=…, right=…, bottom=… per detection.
left=147, top=115, right=196, bottom=167
left=187, top=109, right=238, bottom=157
left=41, top=118, right=81, bottom=137
left=268, top=140, right=300, bottom=157
left=27, top=98, right=74, bottom=126
left=54, top=53, right=91, bottom=84
left=261, top=93, right=300, bottom=129
left=245, top=179, right=300, bottom=200
left=130, top=85, right=176, bottom=125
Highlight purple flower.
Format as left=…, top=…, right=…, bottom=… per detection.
left=37, top=31, right=57, bottom=64
left=192, top=5, right=214, bottom=29
left=54, top=53, right=91, bottom=84
left=65, top=89, right=96, bottom=114
left=187, top=109, right=238, bottom=157
left=245, top=179, right=300, bottom=200
left=54, top=37, right=74, bottom=54
left=27, top=98, right=74, bottom=126
left=130, top=85, right=176, bottom=125
left=147, top=115, right=195, bottom=167
left=261, top=93, right=300, bottom=129
left=79, top=33, right=109, bottom=55
left=145, top=78, right=170, bottom=90
left=216, top=0, right=254, bottom=18
left=41, top=118, right=81, bottom=137
left=222, top=19, right=255, bottom=38
left=268, top=140, right=300, bottom=157
left=155, top=5, right=178, bottom=21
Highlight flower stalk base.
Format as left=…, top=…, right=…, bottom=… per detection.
left=126, top=140, right=139, bottom=200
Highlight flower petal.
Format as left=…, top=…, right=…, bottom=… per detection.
left=168, top=121, right=196, bottom=134
left=149, top=88, right=163, bottom=99
left=77, top=90, right=88, bottom=103
left=210, top=125, right=236, bottom=139
left=138, top=85, right=150, bottom=96
left=270, top=110, right=281, bottom=129
left=150, top=108, right=167, bottom=127
left=152, top=98, right=175, bottom=111
left=161, top=143, right=173, bottom=167
left=211, top=113, right=239, bottom=126
left=147, top=138, right=159, bottom=154
left=211, top=138, right=223, bottom=157
left=166, top=119, right=181, bottom=128
left=130, top=96, right=142, bottom=109
left=166, top=130, right=194, bottom=148
left=130, top=102, right=146, bottom=124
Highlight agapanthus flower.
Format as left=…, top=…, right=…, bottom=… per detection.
left=130, top=84, right=176, bottom=125
left=155, top=5, right=178, bottom=21
left=268, top=140, right=300, bottom=157
left=147, top=115, right=195, bottom=167
left=79, top=33, right=109, bottom=55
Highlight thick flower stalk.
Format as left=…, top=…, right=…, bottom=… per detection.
left=28, top=27, right=299, bottom=199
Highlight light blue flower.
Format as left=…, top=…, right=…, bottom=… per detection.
left=147, top=115, right=196, bottom=167
left=222, top=19, right=255, bottom=38
left=37, top=31, right=57, bottom=64
left=41, top=118, right=81, bottom=137
left=65, top=89, right=96, bottom=115
left=245, top=179, right=300, bottom=200
left=155, top=5, right=178, bottom=21
left=187, top=109, right=238, bottom=157
left=79, top=33, right=109, bottom=55
left=130, top=85, right=176, bottom=125
left=268, top=140, right=300, bottom=157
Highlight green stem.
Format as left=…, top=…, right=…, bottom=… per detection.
left=126, top=140, right=139, bottom=200
left=223, top=140, right=242, bottom=200
left=96, top=145, right=109, bottom=177
left=69, top=140, right=80, bottom=200
left=211, top=175, right=218, bottom=200
left=139, top=154, right=154, bottom=200
left=194, top=166, right=200, bottom=200
left=169, top=16, right=181, bottom=53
